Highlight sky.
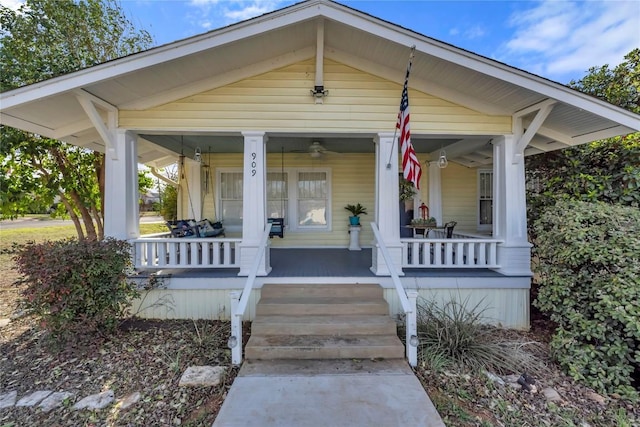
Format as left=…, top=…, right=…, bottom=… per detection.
left=1, top=0, right=639, bottom=84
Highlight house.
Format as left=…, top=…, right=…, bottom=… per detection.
left=2, top=0, right=638, bottom=365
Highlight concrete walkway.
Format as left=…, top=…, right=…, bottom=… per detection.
left=212, top=359, right=445, bottom=427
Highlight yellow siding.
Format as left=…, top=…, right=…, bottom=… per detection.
left=385, top=288, right=529, bottom=329
left=120, top=59, right=510, bottom=134
left=441, top=163, right=478, bottom=231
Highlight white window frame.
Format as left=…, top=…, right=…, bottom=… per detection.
left=217, top=167, right=332, bottom=233
left=477, top=169, right=493, bottom=232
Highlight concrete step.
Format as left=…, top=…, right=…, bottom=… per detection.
left=255, top=297, right=389, bottom=316
left=245, top=335, right=404, bottom=360
left=251, top=314, right=398, bottom=336
left=260, top=283, right=383, bottom=299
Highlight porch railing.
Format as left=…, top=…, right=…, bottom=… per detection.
left=132, top=237, right=241, bottom=269
left=401, top=236, right=502, bottom=268
left=370, top=222, right=418, bottom=367
left=230, top=223, right=273, bottom=365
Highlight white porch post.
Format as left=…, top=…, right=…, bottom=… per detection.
left=104, top=130, right=139, bottom=240
left=371, top=133, right=403, bottom=276
left=427, top=161, right=443, bottom=224
left=493, top=135, right=532, bottom=275
left=238, top=131, right=271, bottom=276
left=184, top=158, right=202, bottom=220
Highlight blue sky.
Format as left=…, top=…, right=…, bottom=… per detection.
left=3, top=0, right=639, bottom=84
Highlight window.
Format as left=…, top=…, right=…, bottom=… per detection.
left=218, top=169, right=330, bottom=231
left=219, top=172, right=243, bottom=226
left=297, top=171, right=327, bottom=228
left=478, top=170, right=493, bottom=230
left=267, top=172, right=288, bottom=226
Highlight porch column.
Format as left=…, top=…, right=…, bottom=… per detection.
left=238, top=131, right=271, bottom=276
left=427, top=161, right=443, bottom=224
left=371, top=132, right=403, bottom=276
left=183, top=158, right=202, bottom=220
left=104, top=130, right=139, bottom=240
left=493, top=135, right=532, bottom=276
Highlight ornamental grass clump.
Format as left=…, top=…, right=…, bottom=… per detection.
left=13, top=238, right=139, bottom=342
left=416, top=296, right=544, bottom=375
left=533, top=200, right=640, bottom=400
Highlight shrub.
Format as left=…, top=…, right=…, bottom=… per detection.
left=533, top=200, right=640, bottom=399
left=13, top=238, right=139, bottom=341
left=416, top=296, right=544, bottom=375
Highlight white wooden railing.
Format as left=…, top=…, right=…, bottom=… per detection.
left=230, top=224, right=273, bottom=365
left=132, top=237, right=241, bottom=269
left=370, top=223, right=418, bottom=367
left=401, top=236, right=502, bottom=268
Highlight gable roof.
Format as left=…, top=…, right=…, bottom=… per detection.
left=1, top=0, right=638, bottom=167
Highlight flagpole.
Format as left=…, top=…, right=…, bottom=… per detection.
left=386, top=45, right=416, bottom=169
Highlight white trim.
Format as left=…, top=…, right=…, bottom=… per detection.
left=477, top=169, right=493, bottom=232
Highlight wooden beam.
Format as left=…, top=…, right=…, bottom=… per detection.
left=74, top=90, right=118, bottom=159
left=513, top=101, right=556, bottom=163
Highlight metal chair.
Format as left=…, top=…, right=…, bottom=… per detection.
left=268, top=217, right=285, bottom=238
left=444, top=221, right=457, bottom=238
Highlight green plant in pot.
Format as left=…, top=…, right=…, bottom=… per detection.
left=344, top=203, right=368, bottom=226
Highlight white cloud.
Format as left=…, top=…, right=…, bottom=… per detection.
left=0, top=0, right=24, bottom=11
left=186, top=0, right=291, bottom=31
left=499, top=0, right=640, bottom=82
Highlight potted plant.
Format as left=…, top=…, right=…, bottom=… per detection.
left=344, top=203, right=368, bottom=226
left=410, top=217, right=437, bottom=226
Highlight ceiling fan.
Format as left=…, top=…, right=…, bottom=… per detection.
left=293, top=141, right=336, bottom=158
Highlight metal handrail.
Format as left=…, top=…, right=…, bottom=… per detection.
left=370, top=222, right=411, bottom=314
left=236, top=223, right=273, bottom=316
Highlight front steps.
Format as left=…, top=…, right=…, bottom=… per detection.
left=245, top=284, right=404, bottom=361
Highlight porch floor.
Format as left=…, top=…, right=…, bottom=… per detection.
left=147, top=248, right=507, bottom=278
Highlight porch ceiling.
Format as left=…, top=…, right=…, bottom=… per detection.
left=1, top=0, right=638, bottom=169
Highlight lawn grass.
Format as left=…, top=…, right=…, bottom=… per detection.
left=0, top=223, right=168, bottom=253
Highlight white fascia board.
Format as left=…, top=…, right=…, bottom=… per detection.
left=121, top=46, right=315, bottom=110
left=327, top=48, right=508, bottom=115
left=0, top=2, right=324, bottom=111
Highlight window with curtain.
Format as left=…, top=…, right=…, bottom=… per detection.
left=297, top=171, right=327, bottom=227
left=219, top=172, right=243, bottom=226
left=267, top=172, right=288, bottom=226
left=478, top=170, right=493, bottom=229
left=218, top=169, right=330, bottom=231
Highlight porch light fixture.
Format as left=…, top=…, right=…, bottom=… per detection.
left=409, top=335, right=419, bottom=347
left=310, top=85, right=328, bottom=99
left=227, top=336, right=238, bottom=349
left=194, top=147, right=202, bottom=163
left=437, top=149, right=448, bottom=169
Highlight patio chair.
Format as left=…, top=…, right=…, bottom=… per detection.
left=268, top=217, right=285, bottom=238
left=444, top=221, right=457, bottom=238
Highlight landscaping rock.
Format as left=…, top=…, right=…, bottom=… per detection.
left=542, top=387, right=562, bottom=402
left=0, top=318, right=10, bottom=328
left=483, top=370, right=505, bottom=386
left=118, top=391, right=141, bottom=410
left=0, top=391, right=17, bottom=409
left=586, top=391, right=606, bottom=405
left=38, top=391, right=74, bottom=412
left=179, top=366, right=225, bottom=387
left=73, top=390, right=114, bottom=410
left=15, top=390, right=52, bottom=407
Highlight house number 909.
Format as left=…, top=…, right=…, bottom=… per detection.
left=251, top=152, right=257, bottom=176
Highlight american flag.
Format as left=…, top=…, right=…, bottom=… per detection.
left=396, top=52, right=422, bottom=190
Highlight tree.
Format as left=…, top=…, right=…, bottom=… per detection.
left=0, top=0, right=153, bottom=240
left=526, top=49, right=640, bottom=231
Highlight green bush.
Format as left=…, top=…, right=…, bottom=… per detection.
left=533, top=200, right=640, bottom=399
left=13, top=238, right=139, bottom=341
left=160, top=184, right=178, bottom=221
